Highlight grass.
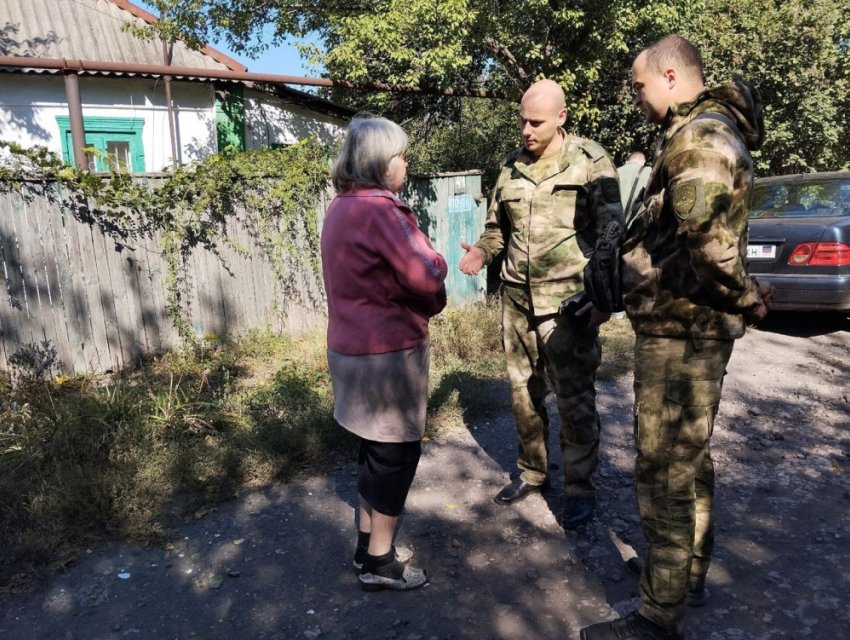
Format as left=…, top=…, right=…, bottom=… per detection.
left=598, top=315, right=637, bottom=380
left=0, top=302, right=635, bottom=589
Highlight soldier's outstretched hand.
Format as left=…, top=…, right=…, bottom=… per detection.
left=459, top=242, right=484, bottom=275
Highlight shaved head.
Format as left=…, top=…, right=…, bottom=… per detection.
left=521, top=79, right=567, bottom=112
left=519, top=79, right=567, bottom=157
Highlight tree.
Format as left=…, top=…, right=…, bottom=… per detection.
left=403, top=98, right=519, bottom=190
left=687, top=0, right=850, bottom=174
left=135, top=0, right=695, bottom=122
left=138, top=0, right=849, bottom=180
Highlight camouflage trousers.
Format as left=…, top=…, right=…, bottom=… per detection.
left=502, top=291, right=602, bottom=496
left=633, top=334, right=735, bottom=635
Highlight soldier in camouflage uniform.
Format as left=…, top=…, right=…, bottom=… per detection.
left=580, top=35, right=774, bottom=640
left=459, top=79, right=624, bottom=529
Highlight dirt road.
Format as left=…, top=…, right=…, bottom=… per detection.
left=2, top=314, right=848, bottom=640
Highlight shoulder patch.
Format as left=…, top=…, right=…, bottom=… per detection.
left=576, top=138, right=607, bottom=161
left=600, top=178, right=621, bottom=204
left=673, top=185, right=696, bottom=219
left=671, top=179, right=705, bottom=221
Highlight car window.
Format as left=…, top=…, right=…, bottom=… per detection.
left=749, top=179, right=850, bottom=218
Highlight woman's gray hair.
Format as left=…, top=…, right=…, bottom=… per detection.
left=331, top=114, right=408, bottom=192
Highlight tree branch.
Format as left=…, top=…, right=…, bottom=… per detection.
left=484, top=36, right=529, bottom=87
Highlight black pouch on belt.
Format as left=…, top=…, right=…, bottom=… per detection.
left=582, top=220, right=624, bottom=314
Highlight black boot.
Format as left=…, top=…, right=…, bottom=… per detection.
left=493, top=478, right=550, bottom=505
left=561, top=495, right=595, bottom=529
left=580, top=612, right=684, bottom=640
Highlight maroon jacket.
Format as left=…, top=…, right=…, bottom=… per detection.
left=321, top=188, right=448, bottom=355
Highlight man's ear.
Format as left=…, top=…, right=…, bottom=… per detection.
left=557, top=107, right=567, bottom=126
left=663, top=68, right=677, bottom=89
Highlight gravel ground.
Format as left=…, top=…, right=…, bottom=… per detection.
left=1, top=313, right=848, bottom=640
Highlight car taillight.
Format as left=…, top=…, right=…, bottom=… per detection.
left=788, top=243, right=815, bottom=264
left=788, top=242, right=850, bottom=266
left=811, top=242, right=850, bottom=266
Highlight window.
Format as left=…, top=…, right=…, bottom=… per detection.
left=215, top=84, right=246, bottom=153
left=56, top=116, right=145, bottom=172
left=750, top=179, right=850, bottom=218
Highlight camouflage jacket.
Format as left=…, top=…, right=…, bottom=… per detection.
left=621, top=80, right=765, bottom=340
left=475, top=131, right=625, bottom=316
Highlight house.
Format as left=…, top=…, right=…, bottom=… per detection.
left=0, top=0, right=354, bottom=172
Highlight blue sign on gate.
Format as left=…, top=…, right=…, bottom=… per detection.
left=448, top=194, right=473, bottom=213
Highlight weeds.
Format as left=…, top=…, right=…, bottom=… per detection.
left=7, top=340, right=63, bottom=389
left=0, top=308, right=636, bottom=589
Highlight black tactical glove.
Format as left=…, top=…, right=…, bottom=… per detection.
left=582, top=220, right=624, bottom=314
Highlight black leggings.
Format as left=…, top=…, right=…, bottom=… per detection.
left=358, top=438, right=422, bottom=517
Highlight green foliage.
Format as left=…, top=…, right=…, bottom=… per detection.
left=0, top=140, right=330, bottom=340
left=426, top=301, right=507, bottom=435
left=404, top=99, right=519, bottom=195
left=138, top=0, right=693, bottom=118
left=139, top=0, right=849, bottom=179
left=146, top=374, right=225, bottom=437
left=0, top=330, right=334, bottom=588
left=685, top=0, right=850, bottom=174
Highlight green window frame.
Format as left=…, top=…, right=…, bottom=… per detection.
left=215, top=84, right=246, bottom=154
left=56, top=116, right=146, bottom=172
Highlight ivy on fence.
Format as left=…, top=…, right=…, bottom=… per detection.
left=0, top=140, right=331, bottom=342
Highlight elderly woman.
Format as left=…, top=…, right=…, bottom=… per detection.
left=321, top=115, right=447, bottom=591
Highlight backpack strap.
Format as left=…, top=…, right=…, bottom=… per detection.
left=693, top=112, right=744, bottom=143
left=623, top=164, right=649, bottom=225
left=624, top=112, right=743, bottom=234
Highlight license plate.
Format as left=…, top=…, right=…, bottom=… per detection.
left=747, top=244, right=776, bottom=259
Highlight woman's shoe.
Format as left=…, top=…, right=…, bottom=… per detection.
left=353, top=545, right=413, bottom=574
left=359, top=561, right=428, bottom=592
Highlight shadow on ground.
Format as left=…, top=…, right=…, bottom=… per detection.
left=756, top=310, right=850, bottom=337
left=1, top=326, right=848, bottom=639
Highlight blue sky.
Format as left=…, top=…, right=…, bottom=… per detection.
left=134, top=1, right=320, bottom=76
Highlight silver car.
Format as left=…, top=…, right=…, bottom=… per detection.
left=747, top=171, right=850, bottom=312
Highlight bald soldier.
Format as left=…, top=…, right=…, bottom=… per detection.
left=459, top=79, right=624, bottom=528
left=580, top=36, right=774, bottom=640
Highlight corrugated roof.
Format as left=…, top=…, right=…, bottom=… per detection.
left=0, top=0, right=355, bottom=121
left=0, top=0, right=246, bottom=71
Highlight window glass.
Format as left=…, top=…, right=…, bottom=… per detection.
left=84, top=149, right=97, bottom=172
left=750, top=179, right=850, bottom=218
left=106, top=141, right=132, bottom=171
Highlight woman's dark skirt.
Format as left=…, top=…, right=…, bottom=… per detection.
left=358, top=438, right=422, bottom=517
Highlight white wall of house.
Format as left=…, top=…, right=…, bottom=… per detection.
left=0, top=76, right=347, bottom=171
left=243, top=89, right=344, bottom=150
left=0, top=76, right=217, bottom=171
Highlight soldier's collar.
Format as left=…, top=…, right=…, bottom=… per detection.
left=660, top=91, right=712, bottom=142
left=514, top=128, right=571, bottom=176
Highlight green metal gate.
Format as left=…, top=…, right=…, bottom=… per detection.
left=402, top=171, right=487, bottom=306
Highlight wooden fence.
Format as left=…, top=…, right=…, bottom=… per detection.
left=0, top=171, right=487, bottom=376
left=0, top=177, right=329, bottom=376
